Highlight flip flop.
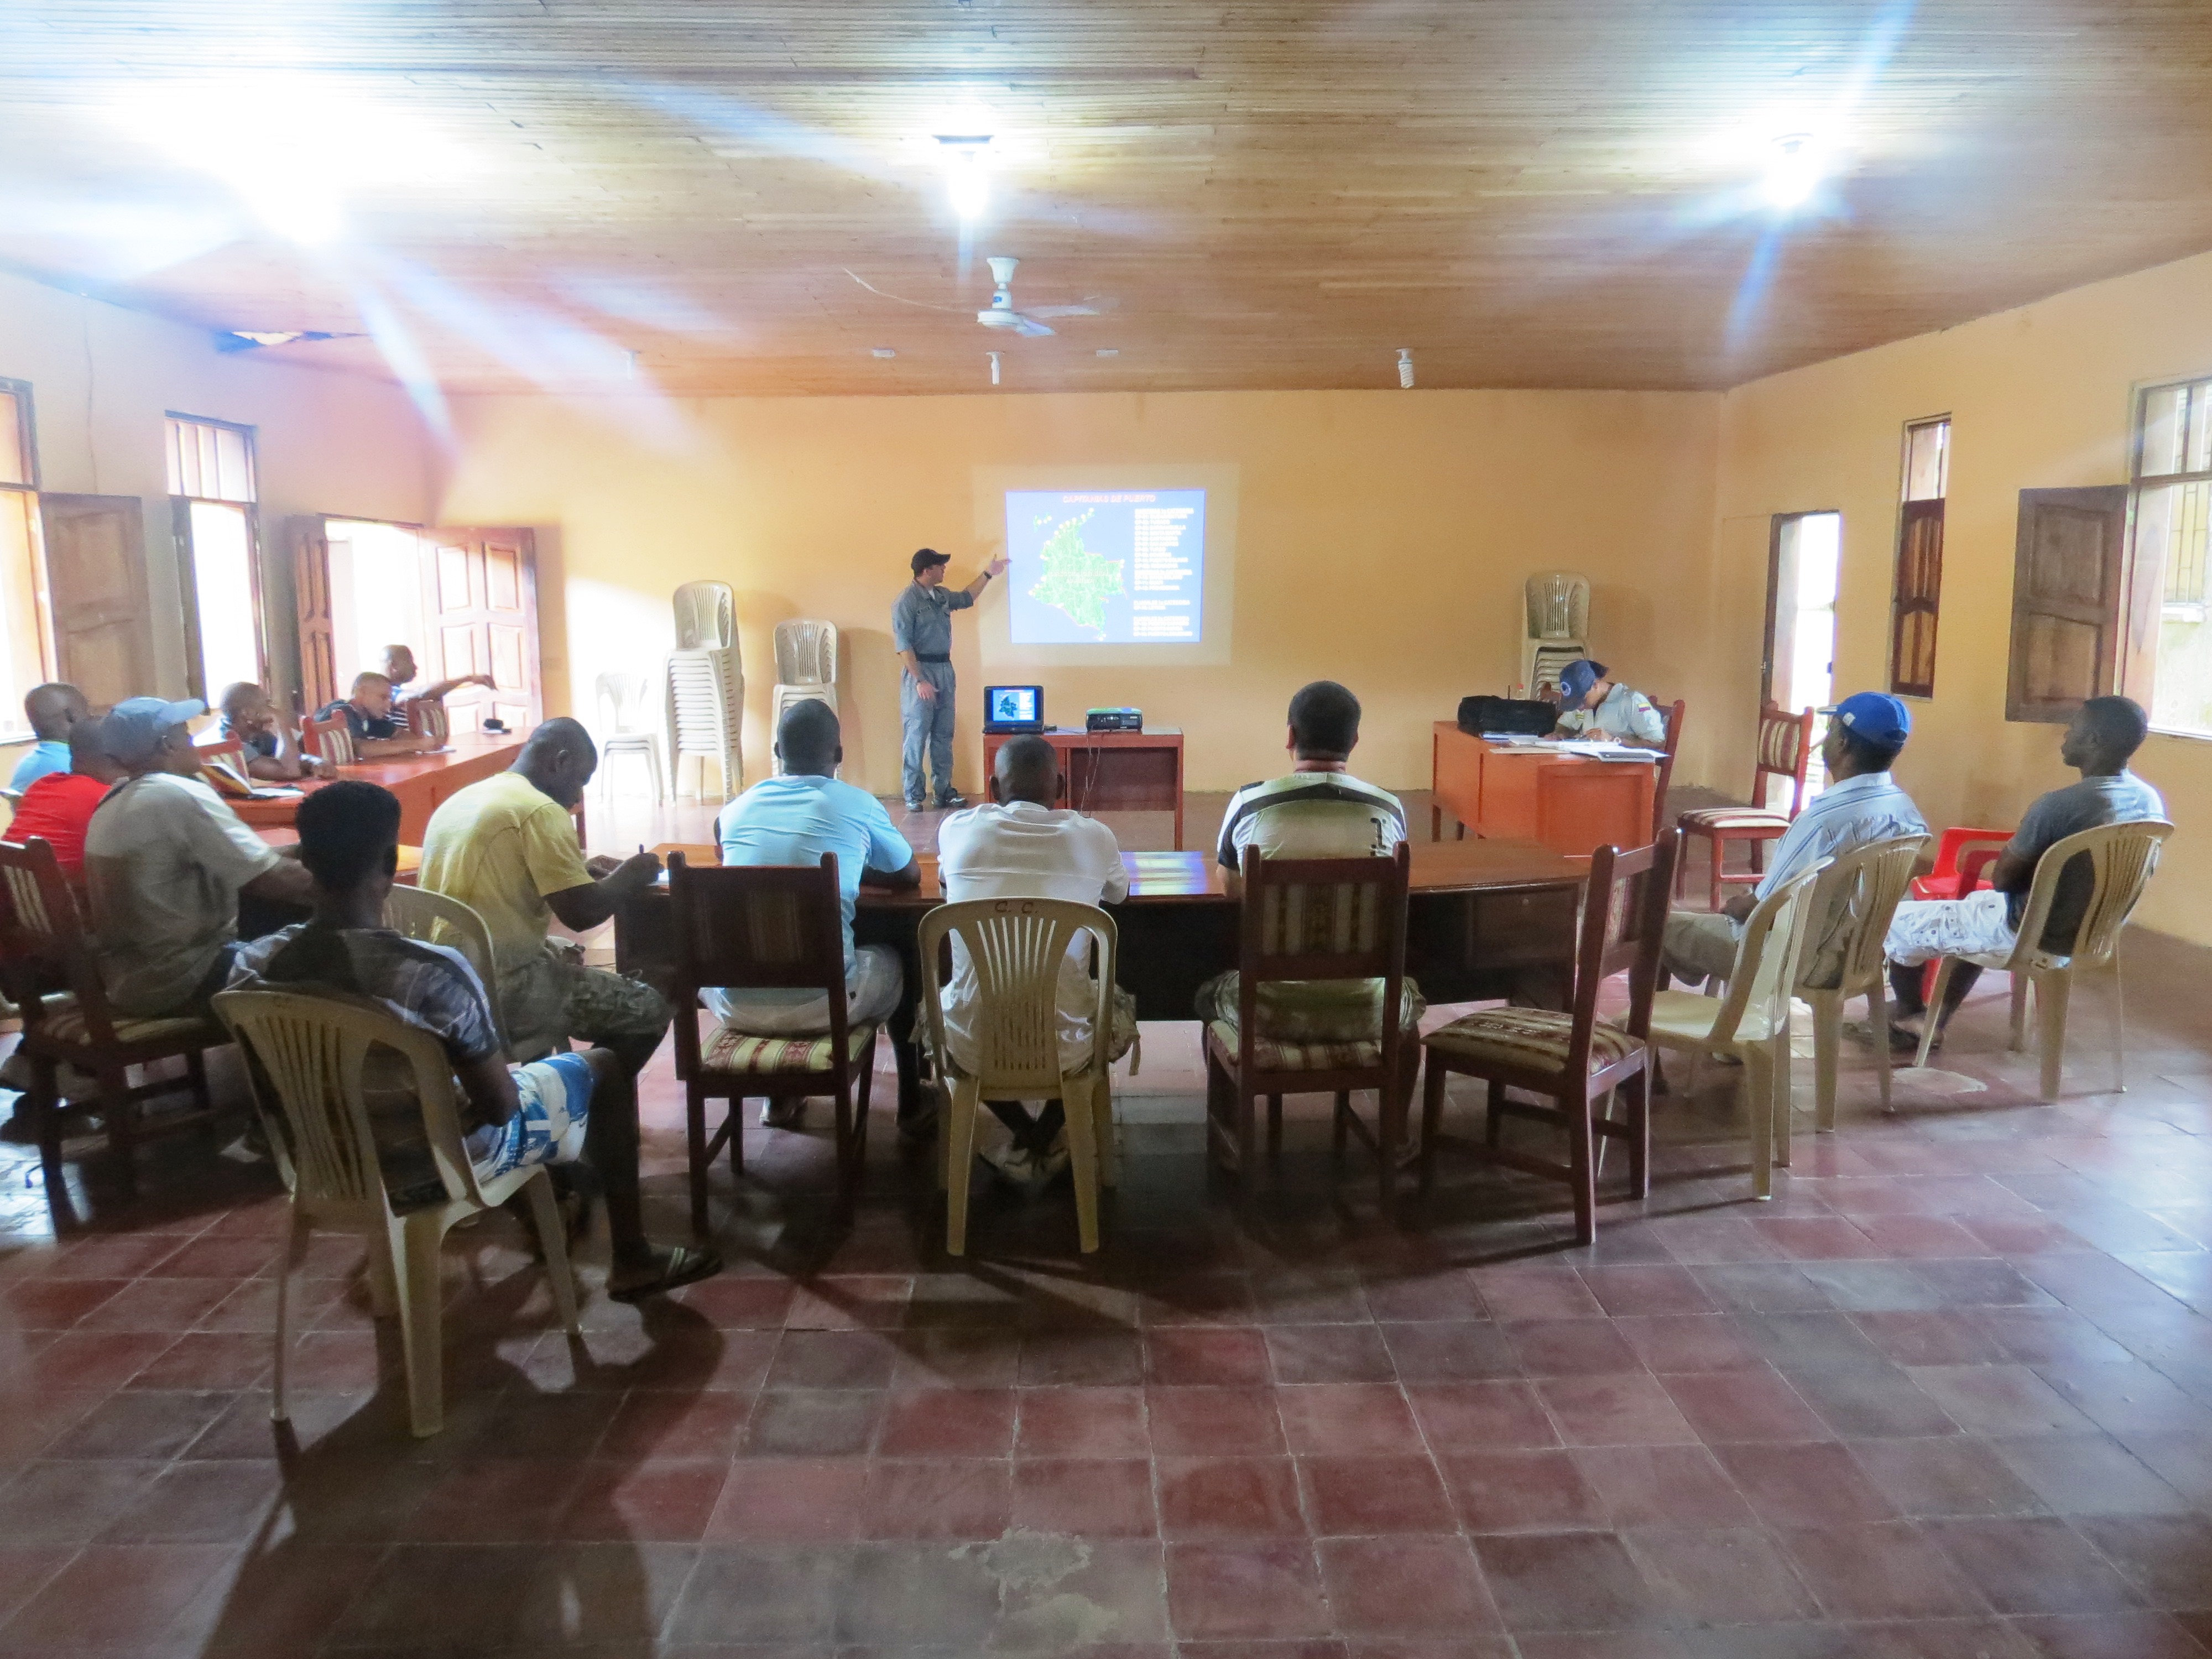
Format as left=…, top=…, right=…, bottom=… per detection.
left=608, top=1244, right=724, bottom=1303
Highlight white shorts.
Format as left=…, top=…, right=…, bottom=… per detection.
left=703, top=944, right=905, bottom=1035
left=1885, top=889, right=2017, bottom=967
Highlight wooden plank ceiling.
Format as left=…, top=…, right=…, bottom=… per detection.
left=4, top=2, right=2212, bottom=397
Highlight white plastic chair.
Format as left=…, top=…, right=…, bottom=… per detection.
left=673, top=581, right=735, bottom=651
left=1797, top=833, right=1931, bottom=1129
left=594, top=670, right=665, bottom=803
left=213, top=988, right=582, bottom=1438
left=1647, top=860, right=1826, bottom=1200
left=917, top=898, right=1120, bottom=1256
left=1914, top=819, right=2172, bottom=1100
left=666, top=647, right=743, bottom=800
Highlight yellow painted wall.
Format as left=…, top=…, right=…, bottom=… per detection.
left=441, top=388, right=1724, bottom=798
left=1716, top=246, right=2212, bottom=943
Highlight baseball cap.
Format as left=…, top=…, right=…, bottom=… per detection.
left=910, top=547, right=951, bottom=575
left=1557, top=659, right=1604, bottom=706
left=1828, top=691, right=1912, bottom=746
left=100, top=696, right=205, bottom=765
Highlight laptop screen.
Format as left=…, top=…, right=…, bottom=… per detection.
left=986, top=685, right=1041, bottom=726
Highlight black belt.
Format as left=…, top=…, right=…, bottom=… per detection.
left=914, top=653, right=951, bottom=664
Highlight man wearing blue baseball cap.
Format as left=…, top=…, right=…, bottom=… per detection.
left=1552, top=659, right=1668, bottom=747
left=1661, top=691, right=1927, bottom=990
left=82, top=696, right=317, bottom=1018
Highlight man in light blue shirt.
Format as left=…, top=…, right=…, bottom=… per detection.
left=1663, top=692, right=1926, bottom=988
left=708, top=701, right=921, bottom=1123
left=9, top=682, right=88, bottom=791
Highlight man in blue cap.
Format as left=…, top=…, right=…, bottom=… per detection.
left=1661, top=691, right=1926, bottom=989
left=82, top=696, right=317, bottom=1018
left=1552, top=659, right=1668, bottom=747
left=893, top=546, right=1007, bottom=812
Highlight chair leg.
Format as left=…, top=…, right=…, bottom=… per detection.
left=269, top=1211, right=306, bottom=1423
left=1567, top=1084, right=1596, bottom=1247
left=832, top=1078, right=859, bottom=1212
left=363, top=1234, right=400, bottom=1317
left=1065, top=1082, right=1100, bottom=1255
left=2036, top=971, right=2070, bottom=1104
left=1775, top=1012, right=1794, bottom=1170
left=1376, top=1083, right=1397, bottom=1220
left=2010, top=974, right=2031, bottom=1051
left=1624, top=1065, right=1651, bottom=1199
left=399, top=1212, right=450, bottom=1438
left=522, top=1172, right=583, bottom=1337
left=1708, top=834, right=1726, bottom=912
left=1417, top=1056, right=1448, bottom=1202
left=1812, top=993, right=1840, bottom=1135
left=1484, top=1078, right=1505, bottom=1148
left=1267, top=1094, right=1284, bottom=1161
left=1237, top=1086, right=1259, bottom=1220
left=945, top=1077, right=982, bottom=1256
left=27, top=1058, right=70, bottom=1231
left=1744, top=1045, right=1775, bottom=1201
left=1870, top=982, right=1895, bottom=1115
left=97, top=1065, right=136, bottom=1199
left=1093, top=1072, right=1118, bottom=1190
left=2110, top=961, right=2127, bottom=1095
left=1331, top=1092, right=1350, bottom=1162
left=1915, top=960, right=1954, bottom=1070
left=686, top=1082, right=712, bottom=1237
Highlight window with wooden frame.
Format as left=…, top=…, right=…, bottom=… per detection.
left=0, top=382, right=57, bottom=736
left=2126, top=375, right=2212, bottom=737
left=165, top=414, right=268, bottom=703
left=1888, top=416, right=1948, bottom=698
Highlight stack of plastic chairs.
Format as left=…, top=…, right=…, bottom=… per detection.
left=666, top=581, right=742, bottom=799
left=771, top=621, right=838, bottom=772
left=1520, top=572, right=1590, bottom=698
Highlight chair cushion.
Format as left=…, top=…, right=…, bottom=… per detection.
left=701, top=1020, right=877, bottom=1075
left=1422, top=1007, right=1642, bottom=1076
left=1677, top=807, right=1791, bottom=834
left=1207, top=1020, right=1383, bottom=1074
left=25, top=997, right=223, bottom=1053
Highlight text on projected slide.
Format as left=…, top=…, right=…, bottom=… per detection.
left=1005, top=489, right=1206, bottom=644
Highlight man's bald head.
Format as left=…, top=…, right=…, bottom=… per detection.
left=515, top=716, right=598, bottom=807
left=776, top=698, right=842, bottom=776
left=24, top=683, right=87, bottom=742
left=993, top=735, right=1060, bottom=806
left=218, top=681, right=264, bottom=719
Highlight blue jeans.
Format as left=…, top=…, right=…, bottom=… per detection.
left=900, top=662, right=958, bottom=804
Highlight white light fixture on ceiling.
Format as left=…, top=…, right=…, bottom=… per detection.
left=988, top=349, right=1001, bottom=386
left=872, top=346, right=898, bottom=359
left=1397, top=348, right=1415, bottom=389
left=935, top=133, right=994, bottom=221
left=1764, top=133, right=1823, bottom=209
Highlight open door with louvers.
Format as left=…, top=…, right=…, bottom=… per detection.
left=2006, top=487, right=2128, bottom=723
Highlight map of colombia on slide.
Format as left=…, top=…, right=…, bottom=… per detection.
left=1005, top=488, right=1206, bottom=644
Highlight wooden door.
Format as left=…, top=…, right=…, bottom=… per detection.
left=293, top=518, right=337, bottom=714
left=2007, top=487, right=2129, bottom=723
left=38, top=493, right=152, bottom=707
left=421, top=528, right=540, bottom=733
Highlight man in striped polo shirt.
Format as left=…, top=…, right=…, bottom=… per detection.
left=1661, top=691, right=1926, bottom=990
left=1194, top=680, right=1425, bottom=1045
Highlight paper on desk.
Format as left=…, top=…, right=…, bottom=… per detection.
left=1484, top=735, right=1657, bottom=761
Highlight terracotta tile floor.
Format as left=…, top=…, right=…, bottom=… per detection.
left=0, top=799, right=2208, bottom=1653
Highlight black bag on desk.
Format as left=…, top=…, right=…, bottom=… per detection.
left=1457, top=695, right=1556, bottom=737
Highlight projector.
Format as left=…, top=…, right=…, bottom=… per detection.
left=1086, top=707, right=1142, bottom=733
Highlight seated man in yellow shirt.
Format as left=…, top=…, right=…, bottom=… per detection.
left=419, top=719, right=669, bottom=1072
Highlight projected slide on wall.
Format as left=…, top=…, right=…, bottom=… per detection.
left=1005, top=489, right=1206, bottom=644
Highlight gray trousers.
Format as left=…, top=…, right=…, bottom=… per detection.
left=900, top=661, right=958, bottom=804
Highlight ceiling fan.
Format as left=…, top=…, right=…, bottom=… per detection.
left=976, top=256, right=1104, bottom=337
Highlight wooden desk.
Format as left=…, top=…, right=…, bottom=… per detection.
left=981, top=728, right=1186, bottom=849
left=1432, top=722, right=1656, bottom=860
left=223, top=734, right=528, bottom=844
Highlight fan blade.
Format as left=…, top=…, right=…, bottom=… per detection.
left=1026, top=305, right=1099, bottom=319
left=1012, top=315, right=1057, bottom=337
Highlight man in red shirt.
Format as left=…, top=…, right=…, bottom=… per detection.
left=8, top=719, right=123, bottom=879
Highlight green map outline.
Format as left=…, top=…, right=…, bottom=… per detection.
left=1025, top=509, right=1125, bottom=634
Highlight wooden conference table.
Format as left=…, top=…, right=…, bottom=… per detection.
left=227, top=733, right=527, bottom=844
left=614, top=837, right=1588, bottom=1100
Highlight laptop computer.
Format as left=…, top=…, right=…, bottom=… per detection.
left=983, top=684, right=1046, bottom=734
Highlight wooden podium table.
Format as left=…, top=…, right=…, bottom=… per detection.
left=1432, top=722, right=1656, bottom=859
left=980, top=727, right=1186, bottom=849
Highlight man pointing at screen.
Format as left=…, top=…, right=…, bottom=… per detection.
left=894, top=547, right=1007, bottom=811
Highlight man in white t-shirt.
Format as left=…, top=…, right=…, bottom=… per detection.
left=937, top=735, right=1135, bottom=1182
left=1197, top=679, right=1425, bottom=1044
left=83, top=697, right=317, bottom=1018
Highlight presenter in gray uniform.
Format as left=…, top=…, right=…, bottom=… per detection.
left=893, top=547, right=1007, bottom=810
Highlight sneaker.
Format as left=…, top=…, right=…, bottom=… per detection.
left=981, top=1140, right=1037, bottom=1184
left=760, top=1098, right=807, bottom=1130
left=904, top=798, right=925, bottom=812
left=935, top=790, right=968, bottom=810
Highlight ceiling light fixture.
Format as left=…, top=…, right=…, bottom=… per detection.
left=1096, top=348, right=1119, bottom=357
left=1397, top=348, right=1415, bottom=389
left=935, top=134, right=993, bottom=221
left=872, top=346, right=898, bottom=359
left=988, top=349, right=1001, bottom=386
left=1763, top=133, right=1823, bottom=209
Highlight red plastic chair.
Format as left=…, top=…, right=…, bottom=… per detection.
left=1908, top=826, right=2012, bottom=902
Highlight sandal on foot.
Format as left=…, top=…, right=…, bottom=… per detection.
left=608, top=1244, right=724, bottom=1303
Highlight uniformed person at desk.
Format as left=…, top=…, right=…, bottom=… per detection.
left=1550, top=658, right=1667, bottom=748
left=893, top=546, right=1006, bottom=811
